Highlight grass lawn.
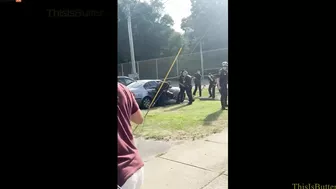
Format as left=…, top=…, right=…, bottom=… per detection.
left=132, top=89, right=228, bottom=141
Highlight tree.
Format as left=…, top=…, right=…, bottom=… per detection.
left=117, top=0, right=181, bottom=64
left=180, top=0, right=228, bottom=52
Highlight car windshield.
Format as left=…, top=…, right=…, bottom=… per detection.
left=127, top=81, right=143, bottom=88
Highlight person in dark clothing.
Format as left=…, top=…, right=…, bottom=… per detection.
left=182, top=70, right=195, bottom=105
left=208, top=73, right=216, bottom=99
left=177, top=71, right=186, bottom=104
left=218, top=61, right=228, bottom=110
left=193, top=70, right=202, bottom=97
left=155, top=81, right=173, bottom=106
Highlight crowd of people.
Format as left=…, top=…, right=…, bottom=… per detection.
left=177, top=61, right=228, bottom=110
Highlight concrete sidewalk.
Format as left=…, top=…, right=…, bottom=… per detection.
left=137, top=126, right=228, bottom=189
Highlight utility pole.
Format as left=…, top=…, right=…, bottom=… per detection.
left=200, top=41, right=204, bottom=79
left=126, top=4, right=137, bottom=77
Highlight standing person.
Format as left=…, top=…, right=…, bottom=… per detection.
left=208, top=73, right=216, bottom=99
left=182, top=70, right=195, bottom=105
left=177, top=70, right=185, bottom=104
left=193, top=70, right=202, bottom=97
left=118, top=83, right=144, bottom=189
left=217, top=61, right=228, bottom=110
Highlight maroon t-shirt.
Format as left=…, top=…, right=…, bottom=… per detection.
left=117, top=83, right=144, bottom=187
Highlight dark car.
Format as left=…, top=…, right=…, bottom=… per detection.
left=127, top=80, right=181, bottom=109
left=118, top=76, right=135, bottom=86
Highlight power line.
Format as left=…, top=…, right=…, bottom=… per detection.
left=163, top=0, right=172, bottom=5
left=187, top=18, right=223, bottom=55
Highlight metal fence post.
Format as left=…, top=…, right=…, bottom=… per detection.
left=176, top=58, right=179, bottom=76
left=119, top=48, right=227, bottom=79
left=137, top=61, right=140, bottom=79
left=200, top=42, right=204, bottom=79
left=155, top=59, right=159, bottom=79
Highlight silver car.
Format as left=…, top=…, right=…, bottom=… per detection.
left=127, top=80, right=181, bottom=109
left=118, top=76, right=135, bottom=86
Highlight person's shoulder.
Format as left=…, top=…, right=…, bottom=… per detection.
left=118, top=83, right=131, bottom=94
left=118, top=83, right=126, bottom=90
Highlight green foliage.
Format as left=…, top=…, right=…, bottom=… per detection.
left=118, top=0, right=182, bottom=63
left=181, top=0, right=228, bottom=52
left=117, top=0, right=228, bottom=64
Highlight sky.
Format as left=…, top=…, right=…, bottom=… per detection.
left=141, top=0, right=191, bottom=33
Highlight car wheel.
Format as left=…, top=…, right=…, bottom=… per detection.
left=141, top=96, right=152, bottom=109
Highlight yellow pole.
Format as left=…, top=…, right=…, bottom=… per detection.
left=133, top=47, right=183, bottom=133
left=146, top=47, right=183, bottom=109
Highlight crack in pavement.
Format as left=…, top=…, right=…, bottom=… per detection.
left=157, top=156, right=228, bottom=189
left=158, top=156, right=215, bottom=172
left=156, top=152, right=167, bottom=157
left=204, top=139, right=227, bottom=144
left=220, top=170, right=228, bottom=176
left=199, top=170, right=227, bottom=189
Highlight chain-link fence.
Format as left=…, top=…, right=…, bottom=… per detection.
left=118, top=48, right=228, bottom=79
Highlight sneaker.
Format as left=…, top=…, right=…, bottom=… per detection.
left=188, top=102, right=193, bottom=105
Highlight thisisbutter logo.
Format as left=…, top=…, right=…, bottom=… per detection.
left=292, top=183, right=336, bottom=189
left=46, top=9, right=104, bottom=17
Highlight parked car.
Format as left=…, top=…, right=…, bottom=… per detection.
left=118, top=76, right=135, bottom=86
left=127, top=80, right=181, bottom=109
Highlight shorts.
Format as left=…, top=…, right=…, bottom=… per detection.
left=121, top=167, right=144, bottom=189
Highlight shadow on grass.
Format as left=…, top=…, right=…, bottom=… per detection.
left=203, top=110, right=224, bottom=125
left=164, top=104, right=189, bottom=112
left=199, top=98, right=220, bottom=101
left=140, top=100, right=177, bottom=111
